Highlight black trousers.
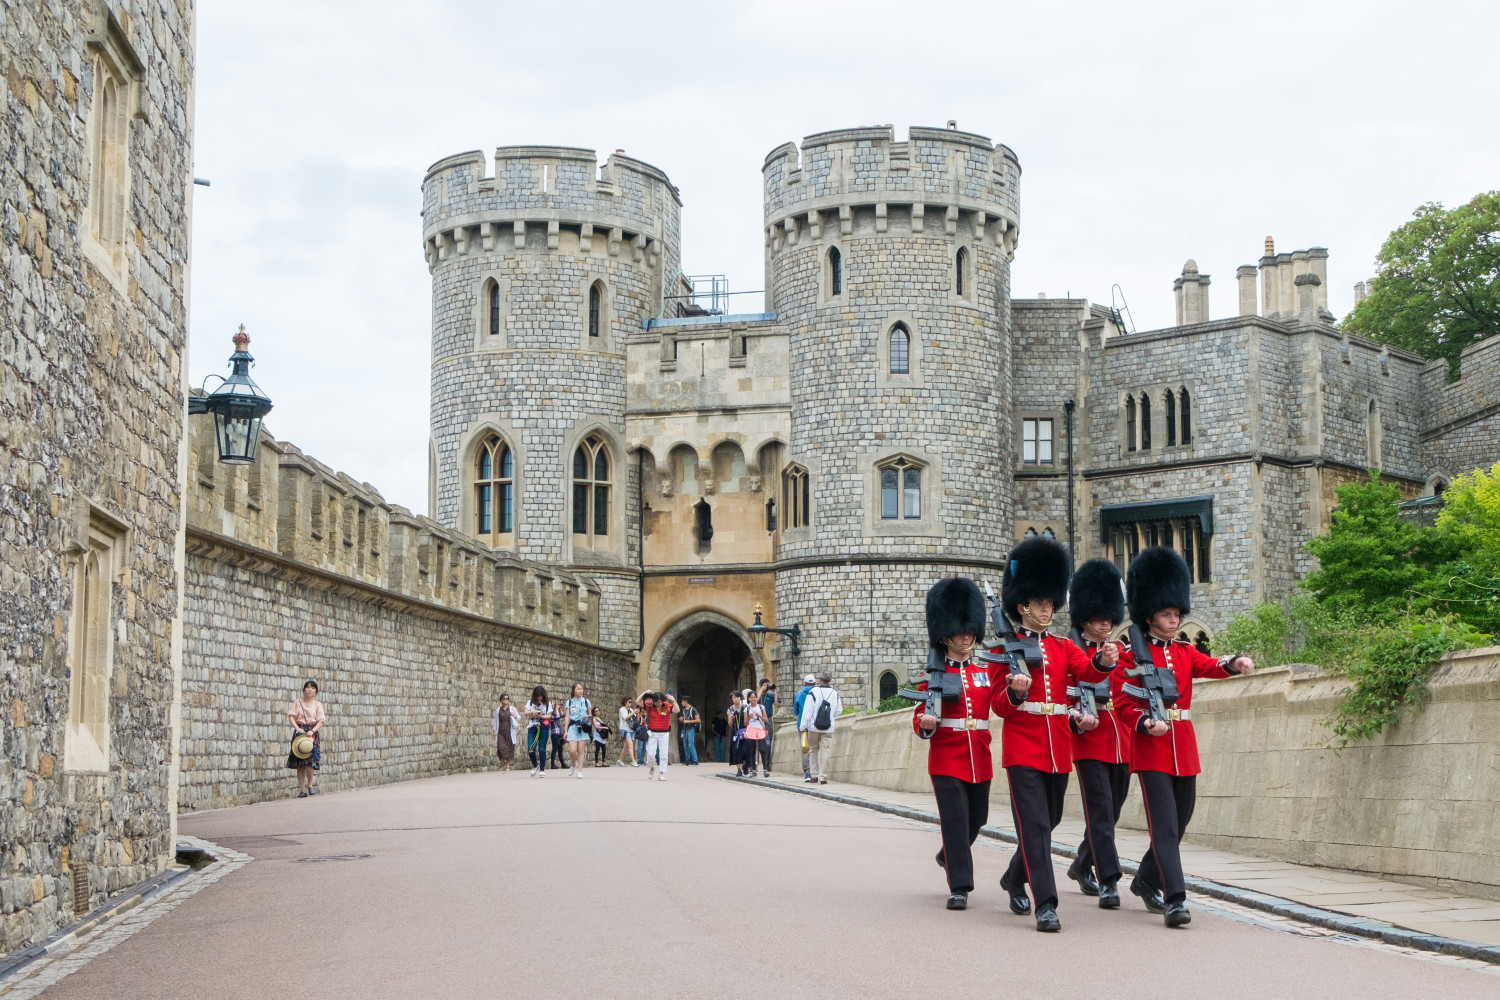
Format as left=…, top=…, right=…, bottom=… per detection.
left=1074, top=759, right=1132, bottom=886
left=1004, top=766, right=1069, bottom=908
left=1136, top=771, right=1197, bottom=904
left=932, top=775, right=990, bottom=893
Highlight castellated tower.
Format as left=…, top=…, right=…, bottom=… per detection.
left=421, top=146, right=681, bottom=649
left=762, top=126, right=1021, bottom=696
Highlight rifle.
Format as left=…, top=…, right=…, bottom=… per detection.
left=975, top=580, right=1041, bottom=679
left=1066, top=627, right=1113, bottom=718
left=897, top=645, right=962, bottom=721
left=1120, top=623, right=1179, bottom=726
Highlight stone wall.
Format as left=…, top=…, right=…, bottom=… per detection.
left=774, top=646, right=1500, bottom=898
left=1, top=0, right=193, bottom=955
left=1421, top=334, right=1500, bottom=484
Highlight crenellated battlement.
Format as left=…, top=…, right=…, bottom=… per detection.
left=186, top=417, right=602, bottom=644
left=761, top=124, right=1020, bottom=254
left=421, top=145, right=680, bottom=272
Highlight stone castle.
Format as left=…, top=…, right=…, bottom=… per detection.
left=5, top=0, right=1500, bottom=957
left=420, top=127, right=1500, bottom=711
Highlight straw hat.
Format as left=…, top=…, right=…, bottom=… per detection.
left=291, top=733, right=315, bottom=759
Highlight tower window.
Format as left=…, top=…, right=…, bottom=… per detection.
left=878, top=457, right=922, bottom=519
left=488, top=282, right=501, bottom=336
left=475, top=434, right=515, bottom=541
left=1179, top=387, right=1192, bottom=444
left=1139, top=393, right=1152, bottom=451
left=783, top=464, right=811, bottom=529
left=889, top=323, right=910, bottom=375
left=1022, top=419, right=1053, bottom=464
left=572, top=436, right=611, bottom=538
left=588, top=283, right=601, bottom=338
left=765, top=498, right=777, bottom=532
left=1165, top=389, right=1176, bottom=446
left=1125, top=396, right=1137, bottom=453
left=955, top=247, right=967, bottom=296
left=1367, top=398, right=1381, bottom=468
left=828, top=246, right=842, bottom=296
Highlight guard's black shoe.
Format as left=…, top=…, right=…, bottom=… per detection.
left=935, top=850, right=946, bottom=869
left=1130, top=877, right=1165, bottom=914
left=1035, top=903, right=1061, bottom=932
left=946, top=891, right=968, bottom=911
left=1067, top=857, right=1100, bottom=896
left=1000, top=871, right=1031, bottom=915
left=1098, top=879, right=1121, bottom=909
left=1164, top=902, right=1192, bottom=927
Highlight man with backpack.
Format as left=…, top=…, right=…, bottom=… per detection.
left=799, top=672, right=841, bottom=784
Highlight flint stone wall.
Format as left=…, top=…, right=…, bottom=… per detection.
left=775, top=646, right=1500, bottom=898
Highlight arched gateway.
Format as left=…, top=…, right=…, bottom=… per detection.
left=649, top=611, right=765, bottom=761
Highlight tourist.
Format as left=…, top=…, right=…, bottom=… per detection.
left=679, top=696, right=701, bottom=765
left=728, top=690, right=748, bottom=774
left=639, top=689, right=679, bottom=780
left=1064, top=558, right=1132, bottom=910
left=492, top=693, right=520, bottom=771
left=618, top=696, right=638, bottom=766
left=1115, top=547, right=1254, bottom=928
left=549, top=711, right=567, bottom=770
left=993, top=536, right=1118, bottom=933
left=590, top=706, right=611, bottom=767
left=757, top=679, right=779, bottom=762
left=710, top=710, right=727, bottom=763
left=741, top=687, right=771, bottom=777
left=799, top=673, right=841, bottom=784
left=524, top=686, right=553, bottom=777
left=793, top=673, right=816, bottom=781
left=286, top=680, right=326, bottom=798
left=564, top=682, right=593, bottom=778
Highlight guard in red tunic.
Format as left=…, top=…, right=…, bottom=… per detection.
left=913, top=577, right=994, bottom=911
left=992, top=538, right=1119, bottom=932
left=1112, top=547, right=1254, bottom=927
left=1063, top=558, right=1132, bottom=910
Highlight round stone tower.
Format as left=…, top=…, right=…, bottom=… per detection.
left=422, top=145, right=681, bottom=647
left=762, top=125, right=1021, bottom=703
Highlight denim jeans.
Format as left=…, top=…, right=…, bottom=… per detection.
left=682, top=728, right=699, bottom=763
left=636, top=734, right=647, bottom=764
left=713, top=736, right=726, bottom=763
left=527, top=727, right=549, bottom=771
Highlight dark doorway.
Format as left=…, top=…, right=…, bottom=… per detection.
left=671, top=626, right=754, bottom=764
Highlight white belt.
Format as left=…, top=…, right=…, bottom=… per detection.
left=1020, top=702, right=1067, bottom=716
left=938, top=718, right=990, bottom=730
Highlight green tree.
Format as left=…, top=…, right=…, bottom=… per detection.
left=1303, top=474, right=1447, bottom=620
left=1343, top=191, right=1500, bottom=379
left=1430, top=461, right=1500, bottom=633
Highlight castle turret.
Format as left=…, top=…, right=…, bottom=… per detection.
left=422, top=145, right=681, bottom=648
left=761, top=125, right=1020, bottom=702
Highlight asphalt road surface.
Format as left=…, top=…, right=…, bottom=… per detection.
left=27, top=765, right=1500, bottom=999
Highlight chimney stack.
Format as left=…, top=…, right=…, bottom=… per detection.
left=1173, top=260, right=1211, bottom=325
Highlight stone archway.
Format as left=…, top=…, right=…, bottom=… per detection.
left=649, top=611, right=763, bottom=764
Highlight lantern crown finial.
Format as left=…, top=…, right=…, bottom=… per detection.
left=233, top=324, right=249, bottom=352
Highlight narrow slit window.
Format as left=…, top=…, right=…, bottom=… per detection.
left=1165, top=390, right=1176, bottom=446
left=1140, top=393, right=1152, bottom=450
left=955, top=247, right=967, bottom=296
left=1125, top=396, right=1137, bottom=452
left=889, top=323, right=910, bottom=375
left=1180, top=387, right=1192, bottom=444
left=588, top=283, right=601, bottom=338
left=489, top=282, right=501, bottom=336
left=829, top=246, right=842, bottom=296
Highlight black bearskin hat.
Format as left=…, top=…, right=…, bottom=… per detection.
left=1068, top=558, right=1126, bottom=629
left=925, top=577, right=986, bottom=651
left=1127, top=546, right=1193, bottom=624
left=1001, top=536, right=1072, bottom=622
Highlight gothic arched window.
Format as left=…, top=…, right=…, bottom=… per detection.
left=783, top=464, right=811, bottom=529
left=879, top=671, right=898, bottom=701
left=1367, top=398, right=1382, bottom=468
left=1165, top=389, right=1177, bottom=446
left=1179, top=387, right=1192, bottom=444
left=573, top=436, right=610, bottom=538
left=889, top=323, right=910, bottom=375
left=488, top=282, right=501, bottom=337
left=1139, top=393, right=1152, bottom=450
left=878, top=457, right=922, bottom=520
left=1125, top=396, right=1137, bottom=453
left=475, top=435, right=515, bottom=541
left=828, top=246, right=842, bottom=296
left=588, top=283, right=602, bottom=338
left=955, top=247, right=967, bottom=296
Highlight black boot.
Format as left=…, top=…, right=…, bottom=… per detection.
left=1035, top=903, right=1061, bottom=932
left=1098, top=878, right=1121, bottom=909
left=1000, top=870, right=1031, bottom=915
left=1067, top=857, right=1100, bottom=896
left=1164, top=902, right=1191, bottom=927
left=935, top=850, right=946, bottom=869
left=947, top=891, right=968, bottom=911
left=1130, top=877, right=1165, bottom=914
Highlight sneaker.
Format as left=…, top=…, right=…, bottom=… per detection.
left=297, top=791, right=308, bottom=798
left=537, top=770, right=546, bottom=778
left=308, top=788, right=318, bottom=796
left=803, top=775, right=813, bottom=782
left=658, top=773, right=667, bottom=781
left=529, top=768, right=537, bottom=777
left=575, top=770, right=583, bottom=779
left=818, top=777, right=827, bottom=784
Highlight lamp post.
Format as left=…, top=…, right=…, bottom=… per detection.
left=746, top=603, right=801, bottom=658
left=188, top=326, right=274, bottom=464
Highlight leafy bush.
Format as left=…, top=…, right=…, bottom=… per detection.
left=1219, top=593, right=1368, bottom=672
left=1429, top=462, right=1500, bottom=634
left=1328, top=613, right=1490, bottom=747
left=874, top=694, right=912, bottom=715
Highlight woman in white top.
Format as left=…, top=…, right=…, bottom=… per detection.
left=492, top=693, right=521, bottom=770
left=618, top=696, right=639, bottom=766
left=523, top=685, right=554, bottom=777
left=742, top=688, right=771, bottom=778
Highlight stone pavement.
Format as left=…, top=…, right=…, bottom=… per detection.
left=1, top=766, right=1496, bottom=1000
left=742, top=769, right=1500, bottom=947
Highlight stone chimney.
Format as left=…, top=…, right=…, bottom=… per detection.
left=1237, top=265, right=1258, bottom=316
left=1173, top=260, right=1211, bottom=325
left=1295, top=272, right=1322, bottom=322
left=1259, top=236, right=1278, bottom=317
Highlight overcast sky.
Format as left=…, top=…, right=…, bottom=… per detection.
left=187, top=0, right=1500, bottom=514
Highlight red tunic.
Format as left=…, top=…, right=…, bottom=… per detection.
left=1070, top=637, right=1131, bottom=766
left=1112, top=637, right=1232, bottom=776
left=991, top=630, right=1110, bottom=773
left=911, top=658, right=999, bottom=783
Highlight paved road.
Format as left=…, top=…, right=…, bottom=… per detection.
left=23, top=766, right=1500, bottom=999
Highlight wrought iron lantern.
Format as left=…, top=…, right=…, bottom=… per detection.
left=747, top=603, right=802, bottom=657
left=188, top=326, right=274, bottom=464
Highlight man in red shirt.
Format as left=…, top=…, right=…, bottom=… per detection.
left=913, top=577, right=994, bottom=912
left=1063, top=558, right=1131, bottom=910
left=1113, top=547, right=1254, bottom=927
left=993, top=537, right=1119, bottom=932
left=637, top=689, right=680, bottom=782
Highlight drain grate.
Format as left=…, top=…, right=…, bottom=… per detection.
left=71, top=866, right=90, bottom=915
left=290, top=853, right=372, bottom=864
